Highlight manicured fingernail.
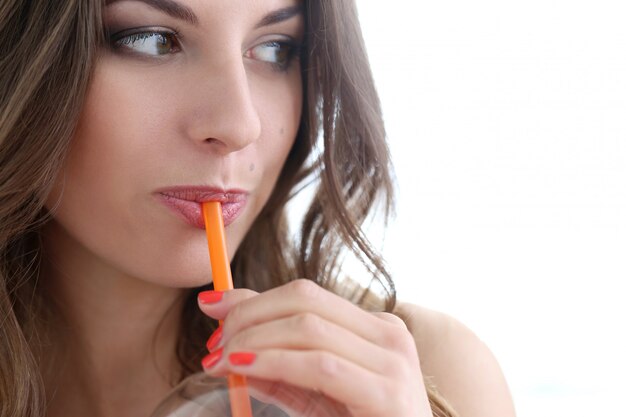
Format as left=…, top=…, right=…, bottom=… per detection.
left=201, top=347, right=223, bottom=369
left=206, top=326, right=223, bottom=351
left=198, top=290, right=223, bottom=304
left=229, top=352, right=256, bottom=366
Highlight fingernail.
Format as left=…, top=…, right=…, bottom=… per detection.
left=206, top=326, right=223, bottom=351
left=229, top=352, right=256, bottom=366
left=198, top=291, right=223, bottom=304
left=201, top=347, right=223, bottom=369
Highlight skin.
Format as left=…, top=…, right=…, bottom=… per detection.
left=39, top=0, right=516, bottom=416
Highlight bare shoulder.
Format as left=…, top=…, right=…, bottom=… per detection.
left=393, top=301, right=517, bottom=417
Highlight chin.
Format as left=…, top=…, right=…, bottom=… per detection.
left=125, top=261, right=213, bottom=290
left=147, top=271, right=213, bottom=289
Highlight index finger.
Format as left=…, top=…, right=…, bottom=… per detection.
left=198, top=287, right=259, bottom=321
left=218, top=279, right=395, bottom=347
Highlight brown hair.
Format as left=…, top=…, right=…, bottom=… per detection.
left=0, top=1, right=457, bottom=416
left=1, top=0, right=103, bottom=416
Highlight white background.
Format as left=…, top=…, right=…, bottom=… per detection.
left=354, top=1, right=626, bottom=416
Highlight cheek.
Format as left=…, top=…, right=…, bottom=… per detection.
left=252, top=68, right=303, bottom=187
left=58, top=63, right=168, bottom=191
left=44, top=65, right=213, bottom=286
left=48, top=64, right=160, bottom=231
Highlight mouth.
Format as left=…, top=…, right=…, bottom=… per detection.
left=154, top=186, right=249, bottom=229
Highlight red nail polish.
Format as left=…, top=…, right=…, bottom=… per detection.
left=198, top=291, right=223, bottom=304
left=201, top=347, right=223, bottom=369
left=206, top=326, right=223, bottom=351
left=229, top=352, right=256, bottom=366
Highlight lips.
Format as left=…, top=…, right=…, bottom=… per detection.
left=155, top=186, right=248, bottom=229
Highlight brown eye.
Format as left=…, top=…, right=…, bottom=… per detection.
left=113, top=31, right=181, bottom=56
left=245, top=40, right=301, bottom=71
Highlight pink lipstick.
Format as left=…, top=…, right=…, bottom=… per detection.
left=155, top=186, right=248, bottom=229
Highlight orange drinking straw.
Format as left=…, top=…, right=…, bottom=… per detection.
left=201, top=201, right=253, bottom=417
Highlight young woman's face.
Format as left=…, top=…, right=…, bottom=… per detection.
left=44, top=0, right=304, bottom=287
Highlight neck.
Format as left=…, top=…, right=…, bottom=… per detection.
left=40, top=221, right=190, bottom=417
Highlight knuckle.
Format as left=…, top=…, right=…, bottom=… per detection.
left=287, top=279, right=322, bottom=300
left=315, top=352, right=341, bottom=378
left=224, top=301, right=245, bottom=329
left=294, top=312, right=325, bottom=337
left=375, top=311, right=408, bottom=329
left=382, top=325, right=417, bottom=354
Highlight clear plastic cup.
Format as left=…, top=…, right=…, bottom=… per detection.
left=151, top=373, right=347, bottom=417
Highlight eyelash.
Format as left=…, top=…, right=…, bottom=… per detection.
left=246, top=40, right=302, bottom=72
left=107, top=29, right=302, bottom=72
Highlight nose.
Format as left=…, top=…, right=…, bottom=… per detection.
left=185, top=54, right=262, bottom=154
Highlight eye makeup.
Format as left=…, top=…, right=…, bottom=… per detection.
left=245, top=39, right=302, bottom=72
left=104, top=23, right=302, bottom=73
left=102, top=1, right=304, bottom=72
left=106, top=26, right=183, bottom=57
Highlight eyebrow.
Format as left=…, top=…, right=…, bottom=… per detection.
left=105, top=0, right=303, bottom=29
left=106, top=0, right=199, bottom=25
left=255, top=5, right=303, bottom=29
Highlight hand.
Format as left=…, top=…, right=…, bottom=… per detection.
left=197, top=279, right=433, bottom=417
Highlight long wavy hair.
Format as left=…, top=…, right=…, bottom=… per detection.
left=0, top=0, right=457, bottom=416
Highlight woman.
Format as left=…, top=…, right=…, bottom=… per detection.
left=0, top=0, right=515, bottom=416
